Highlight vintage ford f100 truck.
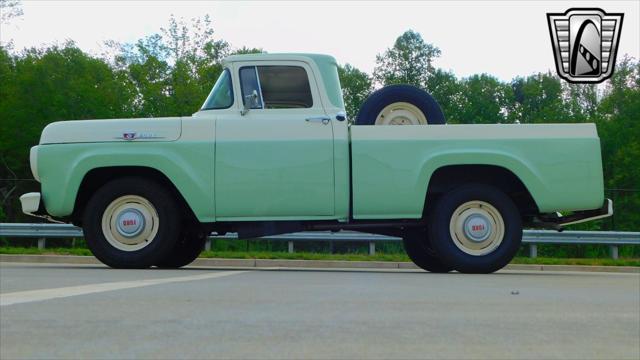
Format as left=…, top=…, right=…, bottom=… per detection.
left=20, top=53, right=612, bottom=273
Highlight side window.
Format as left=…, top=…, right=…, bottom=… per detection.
left=240, top=67, right=264, bottom=109
left=239, top=66, right=313, bottom=109
left=202, top=69, right=233, bottom=110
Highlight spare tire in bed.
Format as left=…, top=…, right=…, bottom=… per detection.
left=354, top=84, right=446, bottom=125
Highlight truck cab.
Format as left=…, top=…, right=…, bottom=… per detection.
left=193, top=54, right=351, bottom=221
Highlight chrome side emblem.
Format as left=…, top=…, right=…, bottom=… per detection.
left=115, top=131, right=164, bottom=141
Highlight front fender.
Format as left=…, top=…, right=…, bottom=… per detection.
left=38, top=142, right=214, bottom=222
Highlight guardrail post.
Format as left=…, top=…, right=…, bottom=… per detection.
left=288, top=241, right=294, bottom=254
left=529, top=244, right=537, bottom=258
left=37, top=237, right=45, bottom=250
left=609, top=245, right=619, bottom=260
left=369, top=241, right=375, bottom=256
left=204, top=238, right=212, bottom=252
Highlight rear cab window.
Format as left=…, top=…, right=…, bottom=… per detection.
left=239, top=65, right=314, bottom=109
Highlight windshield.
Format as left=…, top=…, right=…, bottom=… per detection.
left=201, top=69, right=233, bottom=110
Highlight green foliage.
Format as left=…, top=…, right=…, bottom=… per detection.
left=595, top=57, right=640, bottom=232
left=373, top=30, right=441, bottom=88
left=509, top=72, right=567, bottom=123
left=0, top=24, right=638, bottom=242
left=0, top=43, right=136, bottom=179
left=105, top=15, right=230, bottom=117
left=426, top=69, right=465, bottom=123
left=458, top=74, right=512, bottom=124
left=0, top=0, right=23, bottom=22
left=231, top=47, right=265, bottom=55
left=337, top=64, right=372, bottom=119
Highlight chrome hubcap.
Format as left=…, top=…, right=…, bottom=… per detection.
left=463, top=214, right=491, bottom=242
left=449, top=201, right=505, bottom=256
left=101, top=195, right=159, bottom=252
left=115, top=209, right=145, bottom=238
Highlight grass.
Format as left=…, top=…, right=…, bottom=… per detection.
left=510, top=257, right=640, bottom=267
left=0, top=247, right=93, bottom=256
left=1, top=247, right=639, bottom=266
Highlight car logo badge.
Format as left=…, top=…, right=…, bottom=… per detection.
left=547, top=8, right=624, bottom=83
left=116, top=131, right=164, bottom=141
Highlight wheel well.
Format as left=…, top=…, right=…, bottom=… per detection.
left=424, top=165, right=539, bottom=218
left=71, top=166, right=197, bottom=226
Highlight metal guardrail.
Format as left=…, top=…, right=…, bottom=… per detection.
left=1, top=223, right=638, bottom=259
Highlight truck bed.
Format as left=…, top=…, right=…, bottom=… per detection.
left=349, top=123, right=604, bottom=219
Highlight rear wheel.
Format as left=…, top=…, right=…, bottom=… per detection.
left=402, top=228, right=453, bottom=273
left=428, top=184, right=522, bottom=274
left=83, top=177, right=181, bottom=269
left=355, top=85, right=445, bottom=126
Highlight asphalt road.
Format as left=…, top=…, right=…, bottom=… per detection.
left=1, top=263, right=639, bottom=360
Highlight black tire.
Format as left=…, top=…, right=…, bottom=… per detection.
left=354, top=84, right=446, bottom=125
left=83, top=177, right=182, bottom=269
left=402, top=228, right=453, bottom=273
left=428, top=184, right=522, bottom=274
left=156, top=227, right=207, bottom=268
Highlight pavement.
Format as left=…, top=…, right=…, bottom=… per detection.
left=0, top=262, right=639, bottom=360
left=2, top=254, right=639, bottom=273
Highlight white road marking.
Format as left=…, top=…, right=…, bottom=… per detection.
left=0, top=270, right=247, bottom=307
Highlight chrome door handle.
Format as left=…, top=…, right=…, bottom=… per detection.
left=306, top=116, right=331, bottom=125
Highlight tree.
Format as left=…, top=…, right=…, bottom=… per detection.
left=373, top=30, right=441, bottom=88
left=105, top=15, right=230, bottom=117
left=509, top=73, right=567, bottom=123
left=563, top=82, right=598, bottom=122
left=232, top=47, right=264, bottom=55
left=425, top=69, right=464, bottom=123
left=338, top=64, right=372, bottom=119
left=459, top=74, right=512, bottom=124
left=595, top=57, right=640, bottom=232
left=0, top=43, right=136, bottom=176
left=0, top=0, right=23, bottom=22
left=0, top=43, right=136, bottom=220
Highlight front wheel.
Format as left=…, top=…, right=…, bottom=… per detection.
left=156, top=228, right=207, bottom=268
left=428, top=184, right=522, bottom=274
left=83, top=177, right=182, bottom=269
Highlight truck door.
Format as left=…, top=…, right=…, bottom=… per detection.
left=215, top=62, right=335, bottom=219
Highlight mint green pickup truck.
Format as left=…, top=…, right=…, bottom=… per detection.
left=20, top=53, right=611, bottom=273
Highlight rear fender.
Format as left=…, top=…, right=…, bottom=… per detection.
left=417, top=150, right=545, bottom=211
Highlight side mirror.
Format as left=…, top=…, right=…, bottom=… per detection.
left=241, top=90, right=259, bottom=116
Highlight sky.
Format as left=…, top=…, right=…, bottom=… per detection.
left=1, top=0, right=638, bottom=81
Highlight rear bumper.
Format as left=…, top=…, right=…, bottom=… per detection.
left=535, top=199, right=613, bottom=229
left=559, top=199, right=613, bottom=227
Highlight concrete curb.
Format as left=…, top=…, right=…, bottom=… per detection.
left=1, top=254, right=638, bottom=273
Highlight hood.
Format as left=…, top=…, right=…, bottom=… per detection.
left=39, top=117, right=182, bottom=145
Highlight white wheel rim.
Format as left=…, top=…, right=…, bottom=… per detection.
left=449, top=201, right=504, bottom=256
left=374, top=102, right=427, bottom=125
left=101, top=195, right=159, bottom=252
